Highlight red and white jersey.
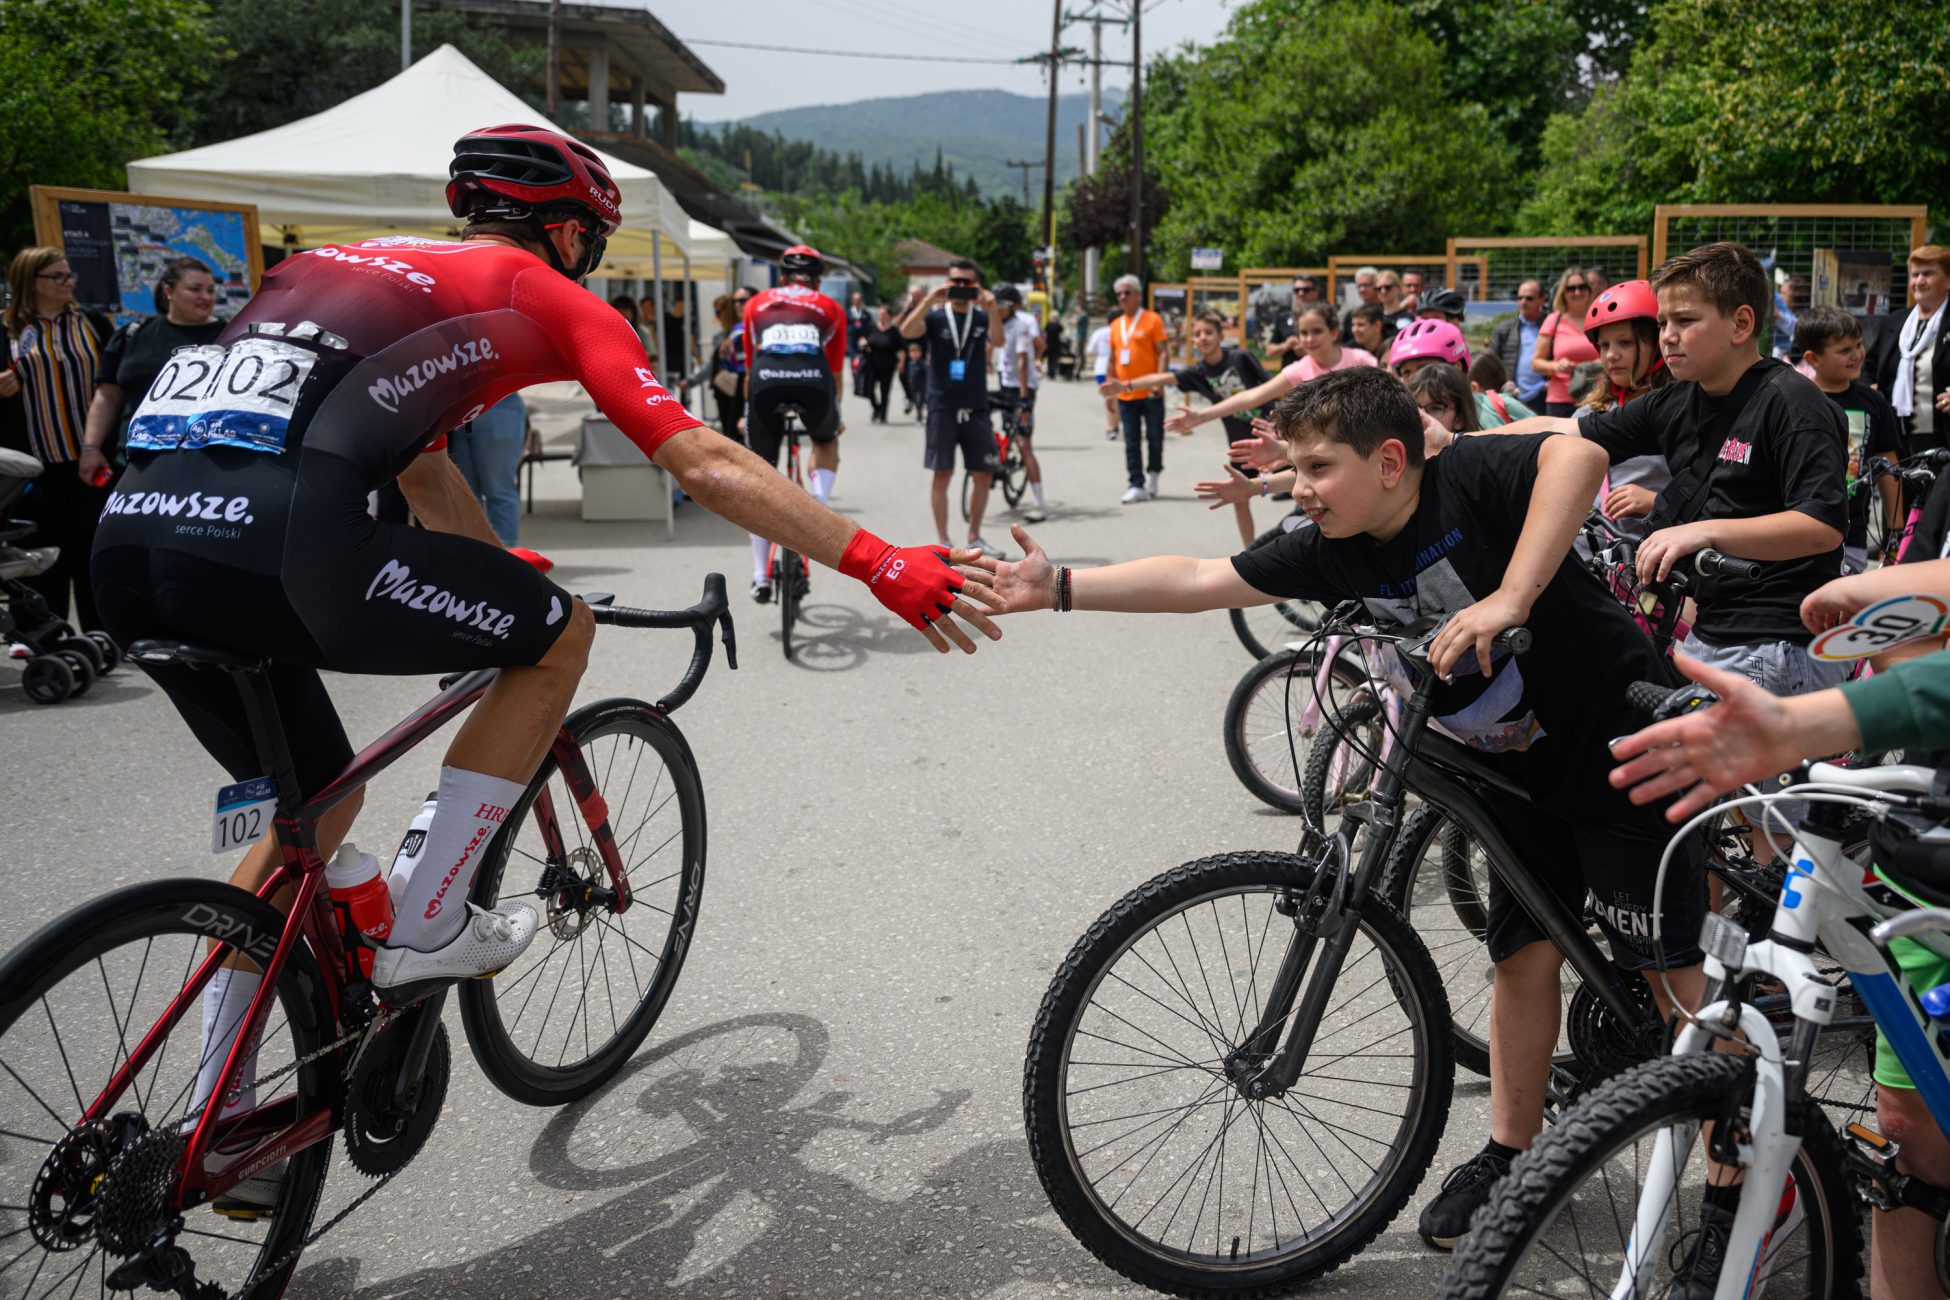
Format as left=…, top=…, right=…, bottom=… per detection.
left=741, top=283, right=847, bottom=375
left=222, top=236, right=702, bottom=466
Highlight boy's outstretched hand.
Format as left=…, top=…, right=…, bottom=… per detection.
left=1195, top=463, right=1257, bottom=509
left=955, top=525, right=1055, bottom=615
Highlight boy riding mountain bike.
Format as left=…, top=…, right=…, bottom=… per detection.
left=92, top=123, right=998, bottom=1182
left=961, top=365, right=1708, bottom=1251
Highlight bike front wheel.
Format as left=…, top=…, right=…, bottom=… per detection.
left=1222, top=648, right=1371, bottom=814
left=1440, top=1051, right=1862, bottom=1300
left=460, top=699, right=706, bottom=1105
left=779, top=547, right=803, bottom=660
left=1024, top=851, right=1454, bottom=1296
left=0, top=879, right=336, bottom=1300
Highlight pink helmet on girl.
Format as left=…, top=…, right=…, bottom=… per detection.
left=1584, top=279, right=1659, bottom=343
left=1387, top=319, right=1469, bottom=369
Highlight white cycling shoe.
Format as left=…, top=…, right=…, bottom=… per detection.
left=371, top=902, right=539, bottom=1004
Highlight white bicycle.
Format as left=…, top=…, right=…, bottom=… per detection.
left=1441, top=679, right=1950, bottom=1300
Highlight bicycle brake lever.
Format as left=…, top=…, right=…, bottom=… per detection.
left=718, top=608, right=739, bottom=670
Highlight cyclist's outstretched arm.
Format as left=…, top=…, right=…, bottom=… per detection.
left=1475, top=413, right=1580, bottom=438
left=396, top=449, right=503, bottom=546
left=1804, top=556, right=1950, bottom=631
left=1173, top=371, right=1293, bottom=431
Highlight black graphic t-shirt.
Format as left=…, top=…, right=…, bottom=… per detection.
left=1173, top=347, right=1272, bottom=438
left=1579, top=358, right=1847, bottom=646
left=1231, top=434, right=1669, bottom=812
left=97, top=316, right=228, bottom=451
left=921, top=305, right=990, bottom=411
left=1819, top=379, right=1902, bottom=554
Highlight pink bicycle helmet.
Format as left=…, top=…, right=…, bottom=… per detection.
left=1388, top=319, right=1469, bottom=369
left=1584, top=279, right=1659, bottom=343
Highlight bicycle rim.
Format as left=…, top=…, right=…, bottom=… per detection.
left=459, top=702, right=706, bottom=1104
left=780, top=548, right=800, bottom=660
left=1446, top=1053, right=1858, bottom=1300
left=1033, top=854, right=1451, bottom=1289
left=1223, top=650, right=1368, bottom=813
left=0, top=880, right=333, bottom=1300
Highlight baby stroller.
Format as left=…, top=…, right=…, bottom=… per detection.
left=0, top=447, right=120, bottom=704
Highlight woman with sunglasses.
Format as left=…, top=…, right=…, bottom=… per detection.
left=3, top=247, right=114, bottom=630
left=1531, top=266, right=1601, bottom=416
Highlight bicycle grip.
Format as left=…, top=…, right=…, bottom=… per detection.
left=1695, top=549, right=1762, bottom=582
left=1626, top=680, right=1674, bottom=716
left=1493, top=627, right=1532, bottom=655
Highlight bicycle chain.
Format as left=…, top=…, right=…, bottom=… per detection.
left=198, top=1009, right=402, bottom=1300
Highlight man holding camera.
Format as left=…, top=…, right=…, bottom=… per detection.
left=898, top=258, right=1006, bottom=556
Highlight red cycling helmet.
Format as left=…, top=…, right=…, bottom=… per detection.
left=779, top=245, right=825, bottom=281
left=1388, top=319, right=1469, bottom=370
left=446, top=123, right=623, bottom=238
left=1583, top=279, right=1658, bottom=343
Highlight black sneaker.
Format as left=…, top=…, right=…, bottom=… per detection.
left=1416, top=1149, right=1511, bottom=1249
left=751, top=580, right=773, bottom=605
left=1670, top=1200, right=1733, bottom=1298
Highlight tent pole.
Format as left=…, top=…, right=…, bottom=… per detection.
left=682, top=252, right=695, bottom=381
left=651, top=240, right=665, bottom=375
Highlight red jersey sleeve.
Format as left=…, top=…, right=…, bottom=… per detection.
left=512, top=267, right=702, bottom=459
left=821, top=295, right=847, bottom=374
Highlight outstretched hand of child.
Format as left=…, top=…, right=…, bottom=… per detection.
left=954, top=525, right=1055, bottom=615
left=1194, top=463, right=1256, bottom=510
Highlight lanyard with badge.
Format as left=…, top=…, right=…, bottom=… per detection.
left=944, top=302, right=974, bottom=384
left=1114, top=312, right=1141, bottom=368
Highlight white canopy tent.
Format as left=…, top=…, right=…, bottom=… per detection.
left=126, top=44, right=689, bottom=267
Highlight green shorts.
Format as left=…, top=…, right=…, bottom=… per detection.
left=1874, top=863, right=1950, bottom=1090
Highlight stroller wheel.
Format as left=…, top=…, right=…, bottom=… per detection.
left=22, top=654, right=74, bottom=704
left=86, top=630, right=121, bottom=673
left=55, top=635, right=106, bottom=677
left=54, top=648, right=96, bottom=697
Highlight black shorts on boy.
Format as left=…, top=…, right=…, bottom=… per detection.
left=1232, top=433, right=1708, bottom=969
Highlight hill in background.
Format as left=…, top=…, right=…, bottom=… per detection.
left=699, top=87, right=1126, bottom=198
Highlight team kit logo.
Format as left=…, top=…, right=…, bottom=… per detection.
left=367, top=336, right=499, bottom=413
left=365, top=559, right=567, bottom=641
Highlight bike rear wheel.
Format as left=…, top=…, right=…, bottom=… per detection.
left=459, top=699, right=706, bottom=1105
left=0, top=879, right=335, bottom=1300
left=1222, top=648, right=1370, bottom=814
left=1440, top=1051, right=1862, bottom=1300
left=1024, top=850, right=1454, bottom=1296
left=1228, top=525, right=1323, bottom=659
left=778, top=547, right=803, bottom=660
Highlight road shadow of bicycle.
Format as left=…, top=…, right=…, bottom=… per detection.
left=775, top=603, right=948, bottom=673
left=313, top=1012, right=1088, bottom=1298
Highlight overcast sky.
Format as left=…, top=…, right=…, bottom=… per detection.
left=665, top=0, right=1225, bottom=121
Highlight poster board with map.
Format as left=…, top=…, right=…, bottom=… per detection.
left=30, top=186, right=262, bottom=323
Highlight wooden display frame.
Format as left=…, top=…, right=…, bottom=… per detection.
left=30, top=184, right=264, bottom=314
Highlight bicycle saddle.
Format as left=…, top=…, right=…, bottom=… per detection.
left=126, top=640, right=269, bottom=673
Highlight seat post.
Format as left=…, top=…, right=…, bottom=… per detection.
left=227, top=667, right=307, bottom=820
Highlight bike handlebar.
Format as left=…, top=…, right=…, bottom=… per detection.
left=1627, top=679, right=1717, bottom=720
left=587, top=573, right=739, bottom=714
left=1693, top=548, right=1762, bottom=582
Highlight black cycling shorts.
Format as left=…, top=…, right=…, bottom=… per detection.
left=93, top=444, right=574, bottom=796
left=1477, top=788, right=1708, bottom=972
left=746, top=351, right=839, bottom=467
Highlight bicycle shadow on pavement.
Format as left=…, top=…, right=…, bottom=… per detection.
left=315, top=1012, right=1098, bottom=1298
left=775, top=603, right=948, bottom=673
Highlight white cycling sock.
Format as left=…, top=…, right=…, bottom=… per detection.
left=809, top=468, right=835, bottom=506
left=750, top=534, right=772, bottom=583
left=193, top=967, right=260, bottom=1120
left=386, top=766, right=524, bottom=952
left=1032, top=481, right=1046, bottom=508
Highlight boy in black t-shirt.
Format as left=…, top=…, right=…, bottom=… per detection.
left=1793, top=306, right=1902, bottom=573
left=959, top=367, right=1708, bottom=1252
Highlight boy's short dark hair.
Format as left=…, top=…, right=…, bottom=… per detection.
left=1349, top=302, right=1386, bottom=326
left=1792, top=304, right=1863, bottom=357
left=1650, top=241, right=1768, bottom=329
left=1272, top=365, right=1424, bottom=466
left=947, top=257, right=982, bottom=282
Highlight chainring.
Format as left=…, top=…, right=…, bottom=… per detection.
left=93, top=1119, right=185, bottom=1256
left=343, top=1013, right=449, bottom=1177
left=1566, top=977, right=1661, bottom=1087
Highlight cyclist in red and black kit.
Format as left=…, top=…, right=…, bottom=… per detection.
left=92, top=124, right=998, bottom=1000
left=740, top=245, right=847, bottom=600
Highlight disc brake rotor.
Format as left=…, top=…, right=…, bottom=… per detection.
left=29, top=1120, right=116, bottom=1252
left=547, top=845, right=603, bottom=939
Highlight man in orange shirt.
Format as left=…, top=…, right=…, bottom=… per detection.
left=1107, top=273, right=1174, bottom=502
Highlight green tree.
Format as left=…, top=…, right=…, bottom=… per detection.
left=966, top=195, right=1035, bottom=282
left=0, top=0, right=222, bottom=249
left=1139, top=0, right=1516, bottom=278
left=183, top=0, right=541, bottom=147
left=1518, top=2, right=1950, bottom=235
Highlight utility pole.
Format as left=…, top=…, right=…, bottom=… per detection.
left=1004, top=160, right=1040, bottom=207
left=545, top=0, right=561, bottom=121
left=1041, top=0, right=1063, bottom=293
left=1130, top=0, right=1145, bottom=281
left=1065, top=7, right=1123, bottom=312
left=400, top=0, right=411, bottom=71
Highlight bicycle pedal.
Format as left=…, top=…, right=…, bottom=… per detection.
left=212, top=1204, right=273, bottom=1222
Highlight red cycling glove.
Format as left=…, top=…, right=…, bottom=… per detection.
left=508, top=547, right=554, bottom=574
left=839, top=529, right=964, bottom=631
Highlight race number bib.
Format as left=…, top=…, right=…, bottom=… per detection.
left=127, top=339, right=317, bottom=454
left=759, top=323, right=821, bottom=354
left=1809, top=594, right=1950, bottom=661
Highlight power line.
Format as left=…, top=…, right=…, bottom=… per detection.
left=677, top=37, right=1024, bottom=64
left=824, top=0, right=1026, bottom=57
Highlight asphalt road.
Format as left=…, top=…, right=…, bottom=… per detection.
left=0, top=373, right=1497, bottom=1298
